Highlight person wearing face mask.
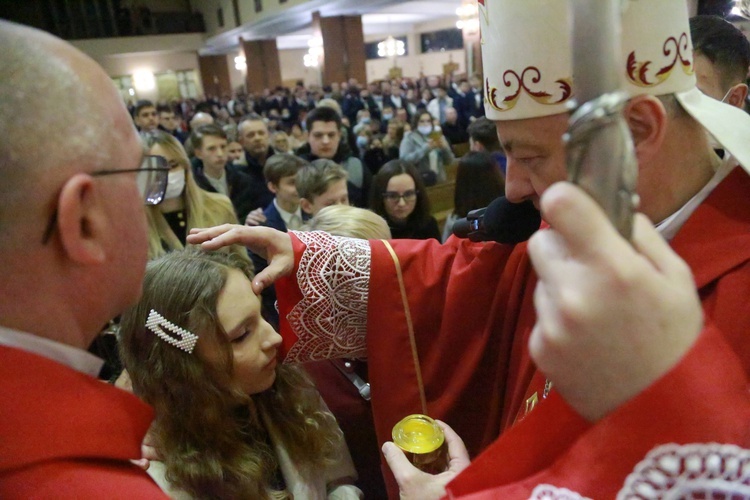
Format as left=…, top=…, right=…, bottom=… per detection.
left=352, top=109, right=372, bottom=136
left=355, top=130, right=370, bottom=159
left=690, top=15, right=749, bottom=110
left=399, top=111, right=454, bottom=186
left=690, top=15, right=750, bottom=153
left=144, top=131, right=249, bottom=261
left=379, top=105, right=395, bottom=133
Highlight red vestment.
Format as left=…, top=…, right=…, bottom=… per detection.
left=0, top=346, right=167, bottom=499
left=276, top=167, right=750, bottom=498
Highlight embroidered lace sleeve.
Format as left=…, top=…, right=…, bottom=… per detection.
left=530, top=443, right=750, bottom=500
left=283, top=231, right=371, bottom=363
left=617, top=443, right=750, bottom=498
left=529, top=485, right=590, bottom=500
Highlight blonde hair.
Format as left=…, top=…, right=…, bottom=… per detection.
left=119, top=249, right=343, bottom=499
left=305, top=205, right=391, bottom=239
left=143, top=132, right=248, bottom=262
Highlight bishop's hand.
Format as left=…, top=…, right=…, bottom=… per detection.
left=187, top=225, right=294, bottom=294
left=527, top=182, right=702, bottom=421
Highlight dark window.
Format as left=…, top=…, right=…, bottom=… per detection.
left=280, top=0, right=288, bottom=3
left=216, top=7, right=224, bottom=27
left=254, top=0, right=263, bottom=13
left=232, top=0, right=241, bottom=26
left=420, top=28, right=464, bottom=53
left=365, top=36, right=408, bottom=60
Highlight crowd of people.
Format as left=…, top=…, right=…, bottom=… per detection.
left=127, top=85, right=493, bottom=251
left=130, top=70, right=487, bottom=185
left=3, top=3, right=750, bottom=499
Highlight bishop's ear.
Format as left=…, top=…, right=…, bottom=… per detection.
left=55, top=173, right=107, bottom=264
left=622, top=94, right=668, bottom=165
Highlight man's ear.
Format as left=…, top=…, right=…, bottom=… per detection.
left=267, top=181, right=279, bottom=195
left=726, top=83, right=748, bottom=110
left=622, top=95, right=668, bottom=165
left=299, top=198, right=314, bottom=215
left=55, top=174, right=106, bottom=264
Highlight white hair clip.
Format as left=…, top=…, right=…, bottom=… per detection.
left=145, top=309, right=199, bottom=354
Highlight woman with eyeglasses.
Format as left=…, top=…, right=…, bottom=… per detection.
left=369, top=160, right=440, bottom=241
left=143, top=131, right=249, bottom=262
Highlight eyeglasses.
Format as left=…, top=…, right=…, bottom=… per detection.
left=41, top=155, right=170, bottom=245
left=383, top=190, right=418, bottom=203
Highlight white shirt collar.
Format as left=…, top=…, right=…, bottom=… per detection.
left=0, top=325, right=104, bottom=377
left=274, top=199, right=304, bottom=230
left=206, top=169, right=228, bottom=196
left=657, top=154, right=736, bottom=241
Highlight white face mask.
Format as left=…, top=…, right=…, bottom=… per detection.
left=165, top=169, right=186, bottom=200
left=418, top=125, right=433, bottom=136
left=702, top=87, right=733, bottom=151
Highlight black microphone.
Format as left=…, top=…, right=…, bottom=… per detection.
left=452, top=197, right=541, bottom=244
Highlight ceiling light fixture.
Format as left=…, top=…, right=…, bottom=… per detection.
left=234, top=55, right=247, bottom=71
left=378, top=35, right=405, bottom=58
left=456, top=0, right=479, bottom=33
left=303, top=37, right=323, bottom=68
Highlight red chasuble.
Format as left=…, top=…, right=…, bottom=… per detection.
left=0, top=346, right=167, bottom=499
left=276, top=166, right=750, bottom=498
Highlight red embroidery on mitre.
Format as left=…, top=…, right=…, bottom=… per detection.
left=626, top=32, right=694, bottom=88
left=486, top=67, right=572, bottom=113
left=284, top=231, right=370, bottom=363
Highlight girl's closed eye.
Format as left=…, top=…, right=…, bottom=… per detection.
left=232, top=329, right=251, bottom=344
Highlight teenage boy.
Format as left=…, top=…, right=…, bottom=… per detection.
left=295, top=159, right=350, bottom=217
left=133, top=100, right=159, bottom=133
left=190, top=124, right=254, bottom=222
left=296, top=107, right=370, bottom=208
left=262, top=154, right=309, bottom=232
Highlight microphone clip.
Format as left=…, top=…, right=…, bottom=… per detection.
left=455, top=207, right=488, bottom=242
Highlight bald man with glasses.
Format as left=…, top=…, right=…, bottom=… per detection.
left=0, top=20, right=169, bottom=498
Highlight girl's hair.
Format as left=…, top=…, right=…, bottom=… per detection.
left=454, top=151, right=506, bottom=218
left=369, top=159, right=431, bottom=224
left=142, top=131, right=246, bottom=261
left=119, top=249, right=342, bottom=499
left=304, top=204, right=391, bottom=239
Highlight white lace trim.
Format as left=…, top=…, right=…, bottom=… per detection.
left=529, top=485, right=590, bottom=500
left=284, top=231, right=370, bottom=363
left=617, top=443, right=750, bottom=499
left=530, top=444, right=750, bottom=500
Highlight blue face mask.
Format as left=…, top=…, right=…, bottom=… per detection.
left=356, top=136, right=369, bottom=147
left=382, top=113, right=393, bottom=121
left=360, top=117, right=371, bottom=124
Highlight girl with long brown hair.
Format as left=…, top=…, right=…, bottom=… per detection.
left=119, top=249, right=361, bottom=499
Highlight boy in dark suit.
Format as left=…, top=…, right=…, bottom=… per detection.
left=261, top=154, right=310, bottom=232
